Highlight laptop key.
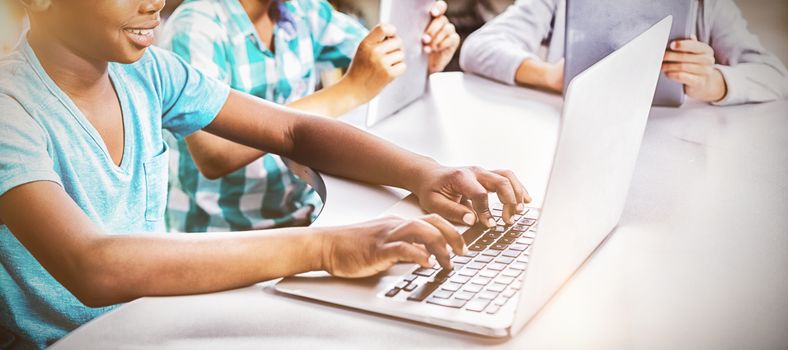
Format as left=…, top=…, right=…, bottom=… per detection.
left=486, top=283, right=507, bottom=293
left=495, top=256, right=515, bottom=264
left=465, top=298, right=492, bottom=312
left=452, top=256, right=472, bottom=264
left=427, top=297, right=467, bottom=309
left=463, top=283, right=483, bottom=293
left=491, top=243, right=508, bottom=251
left=441, top=282, right=464, bottom=293
left=494, top=276, right=515, bottom=285
left=481, top=249, right=502, bottom=257
left=403, top=274, right=418, bottom=283
left=485, top=304, right=501, bottom=314
left=503, top=287, right=517, bottom=298
left=413, top=267, right=437, bottom=277
left=499, top=237, right=516, bottom=245
left=461, top=224, right=488, bottom=246
left=511, top=262, right=528, bottom=271
left=395, top=280, right=409, bottom=289
left=487, top=263, right=507, bottom=271
left=524, top=209, right=539, bottom=219
left=493, top=296, right=509, bottom=306
left=483, top=232, right=501, bottom=240
left=454, top=291, right=476, bottom=300
left=404, top=283, right=418, bottom=292
left=469, top=243, right=487, bottom=251
left=385, top=288, right=400, bottom=297
left=432, top=289, right=453, bottom=299
left=458, top=268, right=478, bottom=277
left=465, top=262, right=486, bottom=270
left=520, top=219, right=536, bottom=226
left=516, top=237, right=535, bottom=245
left=406, top=282, right=442, bottom=302
left=478, top=238, right=494, bottom=245
left=511, top=225, right=529, bottom=233
left=479, top=269, right=498, bottom=279
left=475, top=255, right=493, bottom=263
left=477, top=290, right=499, bottom=300
left=449, top=275, right=471, bottom=284
left=470, top=276, right=491, bottom=285
left=509, top=244, right=528, bottom=252
left=461, top=251, right=479, bottom=258
left=502, top=268, right=522, bottom=278
left=502, top=249, right=520, bottom=258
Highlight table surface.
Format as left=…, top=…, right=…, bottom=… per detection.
left=51, top=73, right=788, bottom=350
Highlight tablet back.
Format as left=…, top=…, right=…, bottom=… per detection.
left=366, top=0, right=433, bottom=127
left=564, top=0, right=697, bottom=107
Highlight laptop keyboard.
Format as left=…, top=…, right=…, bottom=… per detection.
left=384, top=204, right=539, bottom=315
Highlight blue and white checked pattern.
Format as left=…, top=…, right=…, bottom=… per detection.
left=160, top=0, right=368, bottom=232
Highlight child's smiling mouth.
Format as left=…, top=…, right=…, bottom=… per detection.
left=123, top=21, right=159, bottom=48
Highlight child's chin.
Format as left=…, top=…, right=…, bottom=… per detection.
left=113, top=48, right=148, bottom=64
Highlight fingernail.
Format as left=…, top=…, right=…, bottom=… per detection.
left=487, top=218, right=496, bottom=227
left=462, top=245, right=469, bottom=256
left=462, top=213, right=475, bottom=226
left=516, top=203, right=525, bottom=212
left=431, top=8, right=440, bottom=16
left=422, top=34, right=431, bottom=44
left=424, top=46, right=432, bottom=54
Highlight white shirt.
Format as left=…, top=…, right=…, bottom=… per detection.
left=460, top=0, right=788, bottom=105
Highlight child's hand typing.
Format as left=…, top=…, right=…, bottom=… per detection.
left=318, top=214, right=466, bottom=278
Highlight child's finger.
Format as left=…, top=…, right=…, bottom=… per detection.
left=663, top=51, right=715, bottom=65
left=375, top=36, right=403, bottom=55
left=662, top=62, right=714, bottom=76
left=665, top=71, right=703, bottom=87
left=435, top=32, right=460, bottom=53
left=381, top=50, right=406, bottom=67
left=669, top=39, right=713, bottom=55
left=367, top=24, right=397, bottom=43
left=430, top=1, right=448, bottom=17
left=430, top=22, right=455, bottom=52
left=422, top=16, right=449, bottom=45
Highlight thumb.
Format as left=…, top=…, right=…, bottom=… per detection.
left=367, top=24, right=397, bottom=43
left=421, top=193, right=477, bottom=226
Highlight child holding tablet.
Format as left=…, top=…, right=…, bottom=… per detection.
left=0, top=0, right=521, bottom=348
left=460, top=0, right=788, bottom=105
left=161, top=0, right=461, bottom=233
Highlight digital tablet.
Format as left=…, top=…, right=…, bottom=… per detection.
left=564, top=0, right=698, bottom=107
left=366, top=0, right=434, bottom=127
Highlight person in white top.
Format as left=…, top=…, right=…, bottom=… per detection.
left=460, top=0, right=788, bottom=106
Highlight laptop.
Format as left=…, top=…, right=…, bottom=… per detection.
left=365, top=0, right=434, bottom=127
left=275, top=17, right=673, bottom=337
left=564, top=0, right=698, bottom=107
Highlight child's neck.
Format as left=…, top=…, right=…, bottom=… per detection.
left=27, top=29, right=111, bottom=100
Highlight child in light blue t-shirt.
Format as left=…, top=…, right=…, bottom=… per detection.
left=0, top=0, right=530, bottom=348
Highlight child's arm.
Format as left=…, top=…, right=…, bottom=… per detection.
left=0, top=181, right=464, bottom=307
left=186, top=25, right=406, bottom=179
left=459, top=0, right=559, bottom=87
left=203, top=90, right=531, bottom=227
left=675, top=0, right=788, bottom=105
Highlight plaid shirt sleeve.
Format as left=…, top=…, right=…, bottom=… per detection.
left=161, top=6, right=231, bottom=83
left=302, top=0, right=368, bottom=71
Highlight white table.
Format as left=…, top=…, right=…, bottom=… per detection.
left=51, top=73, right=788, bottom=350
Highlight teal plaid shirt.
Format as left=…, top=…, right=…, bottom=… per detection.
left=160, top=0, right=367, bottom=232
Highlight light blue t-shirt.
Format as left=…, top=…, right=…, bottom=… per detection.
left=0, top=38, right=230, bottom=349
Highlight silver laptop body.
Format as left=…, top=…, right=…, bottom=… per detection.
left=276, top=17, right=673, bottom=338
left=564, top=0, right=697, bottom=107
